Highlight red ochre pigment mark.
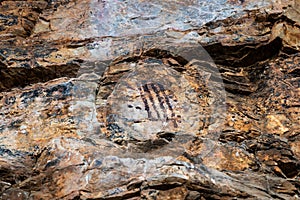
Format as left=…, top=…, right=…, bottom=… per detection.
left=137, top=82, right=181, bottom=128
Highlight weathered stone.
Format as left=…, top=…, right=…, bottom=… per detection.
left=0, top=0, right=300, bottom=199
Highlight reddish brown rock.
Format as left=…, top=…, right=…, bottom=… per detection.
left=0, top=0, right=300, bottom=199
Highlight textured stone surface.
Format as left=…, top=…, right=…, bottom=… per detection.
left=0, top=0, right=300, bottom=199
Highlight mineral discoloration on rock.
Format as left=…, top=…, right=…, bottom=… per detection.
left=0, top=0, right=300, bottom=199
left=0, top=78, right=79, bottom=153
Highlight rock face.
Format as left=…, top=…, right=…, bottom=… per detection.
left=0, top=0, right=299, bottom=199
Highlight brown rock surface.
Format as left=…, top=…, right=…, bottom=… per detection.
left=0, top=0, right=299, bottom=199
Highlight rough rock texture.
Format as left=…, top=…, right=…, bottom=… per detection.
left=0, top=0, right=300, bottom=199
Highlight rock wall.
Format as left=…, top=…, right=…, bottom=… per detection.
left=0, top=0, right=299, bottom=199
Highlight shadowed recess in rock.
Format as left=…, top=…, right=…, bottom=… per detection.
left=0, top=63, right=80, bottom=92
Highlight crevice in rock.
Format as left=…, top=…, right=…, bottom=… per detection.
left=202, top=36, right=294, bottom=94
left=0, top=62, right=80, bottom=92
left=0, top=1, right=300, bottom=199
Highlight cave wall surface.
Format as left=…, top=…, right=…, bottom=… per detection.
left=0, top=0, right=300, bottom=199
